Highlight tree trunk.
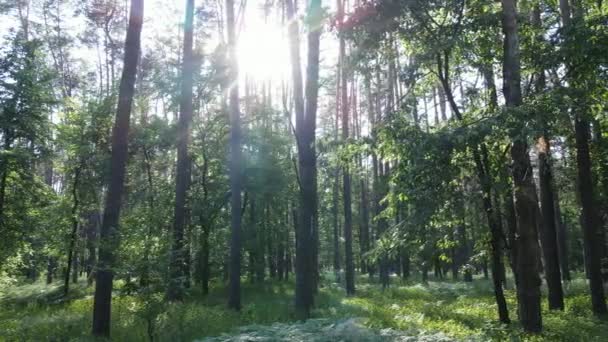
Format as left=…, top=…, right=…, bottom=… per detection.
left=560, top=0, right=607, bottom=316
left=92, top=0, right=143, bottom=336
left=401, top=249, right=410, bottom=280
left=438, top=85, right=447, bottom=121
left=360, top=178, right=369, bottom=275
left=46, top=257, right=56, bottom=284
left=86, top=213, right=98, bottom=286
left=478, top=147, right=510, bottom=324
left=200, top=221, right=210, bottom=295
left=287, top=0, right=321, bottom=318
left=226, top=0, right=242, bottom=312
left=64, top=165, right=82, bottom=296
left=337, top=0, right=355, bottom=296
left=531, top=4, right=564, bottom=310
left=167, top=0, right=195, bottom=301
left=504, top=187, right=518, bottom=280
left=303, top=0, right=321, bottom=305
left=333, top=170, right=341, bottom=282
left=575, top=117, right=607, bottom=314
left=438, top=49, right=509, bottom=323
left=537, top=136, right=565, bottom=310
left=501, top=0, right=542, bottom=332
left=553, top=191, right=570, bottom=281
left=378, top=164, right=390, bottom=289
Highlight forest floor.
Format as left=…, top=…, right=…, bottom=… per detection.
left=1, top=274, right=607, bottom=341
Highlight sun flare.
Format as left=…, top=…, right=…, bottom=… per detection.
left=236, top=17, right=291, bottom=82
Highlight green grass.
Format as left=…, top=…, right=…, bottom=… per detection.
left=1, top=275, right=607, bottom=341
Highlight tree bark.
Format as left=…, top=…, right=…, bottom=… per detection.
left=92, top=0, right=143, bottom=336
left=501, top=0, right=543, bottom=332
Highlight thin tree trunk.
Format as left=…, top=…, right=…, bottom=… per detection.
left=304, top=0, right=321, bottom=304
left=92, top=0, right=143, bottom=336
left=337, top=0, right=355, bottom=296
left=438, top=84, right=447, bottom=121
left=64, top=165, right=82, bottom=296
left=200, top=220, right=210, bottom=295
left=226, top=0, right=242, bottom=311
left=474, top=147, right=510, bottom=323
left=360, top=178, right=369, bottom=275
left=0, top=162, right=7, bottom=228
left=553, top=191, right=570, bottom=281
left=86, top=213, right=98, bottom=286
left=537, top=136, right=564, bottom=310
left=167, top=0, right=195, bottom=301
left=438, top=50, right=510, bottom=323
left=532, top=5, right=564, bottom=310
left=333, top=170, right=341, bottom=281
left=504, top=186, right=518, bottom=280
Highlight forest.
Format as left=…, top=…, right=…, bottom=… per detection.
left=0, top=0, right=608, bottom=340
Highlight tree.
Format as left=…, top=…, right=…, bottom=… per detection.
left=531, top=5, right=564, bottom=311
left=91, top=0, right=143, bottom=336
left=500, top=0, right=542, bottom=333
left=167, top=0, right=195, bottom=302
left=226, top=0, right=243, bottom=311
left=337, top=0, right=355, bottom=296
left=0, top=35, right=54, bottom=266
left=286, top=0, right=322, bottom=318
left=560, top=0, right=607, bottom=316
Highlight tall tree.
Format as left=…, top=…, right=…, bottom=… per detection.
left=500, top=0, right=543, bottom=333
left=304, top=0, right=322, bottom=304
left=436, top=49, right=510, bottom=323
left=560, top=0, right=607, bottom=316
left=226, top=0, right=243, bottom=311
left=337, top=0, right=355, bottom=296
left=92, top=0, right=144, bottom=336
left=167, top=0, right=195, bottom=302
left=531, top=5, right=564, bottom=311
left=287, top=0, right=322, bottom=318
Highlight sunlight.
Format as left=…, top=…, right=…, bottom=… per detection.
left=236, top=17, right=291, bottom=82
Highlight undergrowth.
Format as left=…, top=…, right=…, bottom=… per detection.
left=1, top=274, right=607, bottom=341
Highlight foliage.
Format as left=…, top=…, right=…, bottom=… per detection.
left=2, top=277, right=608, bottom=341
